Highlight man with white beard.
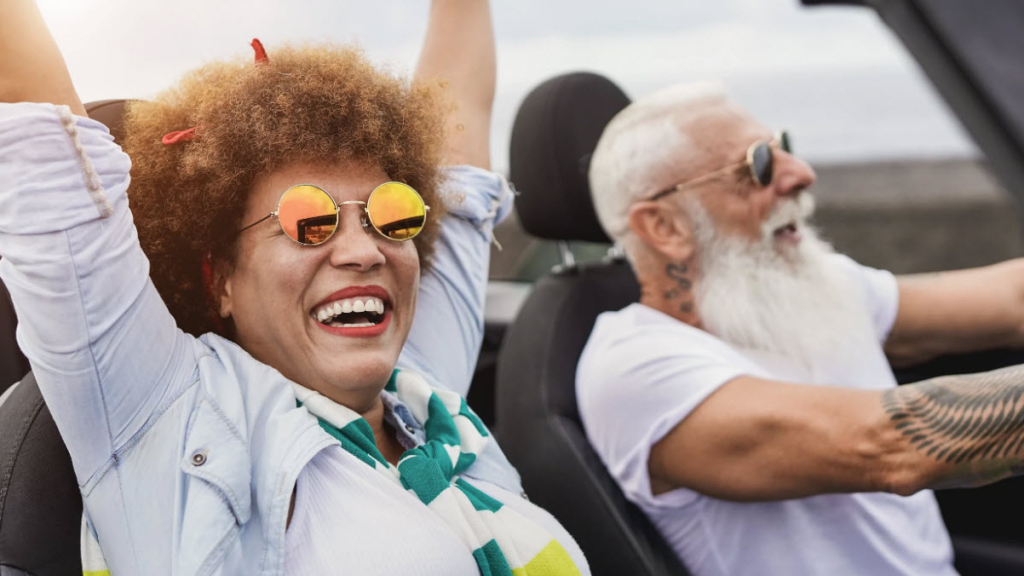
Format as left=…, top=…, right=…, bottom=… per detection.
left=576, top=83, right=1024, bottom=576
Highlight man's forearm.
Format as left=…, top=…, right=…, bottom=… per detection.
left=882, top=364, right=1024, bottom=491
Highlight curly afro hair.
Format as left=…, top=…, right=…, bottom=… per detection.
left=124, top=43, right=447, bottom=338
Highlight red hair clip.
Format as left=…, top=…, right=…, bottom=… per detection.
left=161, top=126, right=200, bottom=145
left=161, top=40, right=267, bottom=147
left=252, top=38, right=268, bottom=65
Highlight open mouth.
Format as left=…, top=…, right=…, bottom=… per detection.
left=773, top=222, right=799, bottom=239
left=312, top=296, right=388, bottom=328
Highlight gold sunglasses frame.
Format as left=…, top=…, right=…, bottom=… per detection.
left=238, top=181, right=431, bottom=246
left=645, top=130, right=790, bottom=202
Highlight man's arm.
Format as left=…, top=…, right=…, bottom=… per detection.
left=414, top=0, right=495, bottom=169
left=649, top=367, right=1024, bottom=501
left=0, top=0, right=85, bottom=114
left=885, top=259, right=1024, bottom=366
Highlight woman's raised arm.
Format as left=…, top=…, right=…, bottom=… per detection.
left=0, top=1, right=196, bottom=486
left=414, top=0, right=496, bottom=169
left=400, top=0, right=512, bottom=395
left=0, top=0, right=85, bottom=114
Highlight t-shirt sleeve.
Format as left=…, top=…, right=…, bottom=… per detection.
left=830, top=254, right=900, bottom=343
left=576, top=308, right=756, bottom=509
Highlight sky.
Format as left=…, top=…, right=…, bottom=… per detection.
left=37, top=0, right=977, bottom=173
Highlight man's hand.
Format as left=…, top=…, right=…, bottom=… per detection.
left=0, top=0, right=85, bottom=115
left=413, top=0, right=495, bottom=169
left=886, top=258, right=1024, bottom=366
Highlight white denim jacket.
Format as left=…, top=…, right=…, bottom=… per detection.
left=0, top=103, right=520, bottom=575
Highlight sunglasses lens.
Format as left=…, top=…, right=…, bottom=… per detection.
left=366, top=182, right=427, bottom=240
left=779, top=130, right=792, bottom=154
left=750, top=142, right=773, bottom=187
left=277, top=185, right=338, bottom=245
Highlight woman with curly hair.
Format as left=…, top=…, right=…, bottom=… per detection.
left=0, top=1, right=589, bottom=574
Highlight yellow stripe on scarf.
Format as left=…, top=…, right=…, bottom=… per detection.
left=512, top=539, right=582, bottom=576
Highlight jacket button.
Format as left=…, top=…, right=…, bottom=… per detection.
left=191, top=452, right=207, bottom=466
left=404, top=424, right=415, bottom=434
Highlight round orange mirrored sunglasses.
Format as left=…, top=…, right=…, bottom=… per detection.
left=239, top=182, right=430, bottom=245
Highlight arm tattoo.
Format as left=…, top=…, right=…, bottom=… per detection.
left=882, top=364, right=1024, bottom=487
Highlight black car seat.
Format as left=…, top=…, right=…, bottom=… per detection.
left=494, top=73, right=690, bottom=576
left=0, top=99, right=129, bottom=576
left=0, top=278, right=28, bottom=394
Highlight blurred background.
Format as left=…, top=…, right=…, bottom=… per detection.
left=41, top=0, right=977, bottom=169
left=38, top=0, right=1021, bottom=281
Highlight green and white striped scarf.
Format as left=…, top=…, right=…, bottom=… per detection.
left=293, top=369, right=582, bottom=576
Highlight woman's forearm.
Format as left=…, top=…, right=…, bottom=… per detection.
left=882, top=364, right=1024, bottom=491
left=0, top=0, right=85, bottom=114
left=414, top=0, right=495, bottom=169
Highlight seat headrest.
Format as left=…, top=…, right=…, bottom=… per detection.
left=509, top=73, right=631, bottom=244
left=84, top=99, right=131, bottom=143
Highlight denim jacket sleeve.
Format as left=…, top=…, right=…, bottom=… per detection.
left=0, top=103, right=197, bottom=483
left=398, top=165, right=514, bottom=397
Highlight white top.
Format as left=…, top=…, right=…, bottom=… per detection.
left=576, top=255, right=956, bottom=576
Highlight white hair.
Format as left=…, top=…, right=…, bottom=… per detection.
left=684, top=194, right=880, bottom=374
left=588, top=81, right=728, bottom=246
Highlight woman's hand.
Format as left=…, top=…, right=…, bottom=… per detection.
left=414, top=0, right=495, bottom=169
left=0, top=0, right=85, bottom=115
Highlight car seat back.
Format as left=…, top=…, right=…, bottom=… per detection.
left=495, top=73, right=690, bottom=576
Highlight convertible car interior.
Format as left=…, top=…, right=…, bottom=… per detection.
left=4, top=1, right=1024, bottom=574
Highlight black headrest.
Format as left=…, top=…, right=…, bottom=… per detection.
left=0, top=277, right=28, bottom=394
left=508, top=73, right=631, bottom=244
left=85, top=99, right=130, bottom=144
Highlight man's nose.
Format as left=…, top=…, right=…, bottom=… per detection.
left=327, top=208, right=386, bottom=271
left=773, top=151, right=816, bottom=197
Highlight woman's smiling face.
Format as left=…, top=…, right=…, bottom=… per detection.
left=219, top=161, right=420, bottom=413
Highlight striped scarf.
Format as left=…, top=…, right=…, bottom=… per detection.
left=293, top=369, right=582, bottom=576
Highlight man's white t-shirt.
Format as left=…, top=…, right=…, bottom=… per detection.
left=576, top=255, right=956, bottom=576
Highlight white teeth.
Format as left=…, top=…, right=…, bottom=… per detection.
left=313, top=295, right=388, bottom=323
left=328, top=321, right=374, bottom=328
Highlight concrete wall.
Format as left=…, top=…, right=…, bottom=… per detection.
left=490, top=158, right=1024, bottom=280
left=811, top=158, right=1024, bottom=274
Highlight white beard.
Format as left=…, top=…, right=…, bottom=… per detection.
left=686, top=194, right=880, bottom=374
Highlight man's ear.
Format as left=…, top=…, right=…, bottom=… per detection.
left=627, top=200, right=696, bottom=261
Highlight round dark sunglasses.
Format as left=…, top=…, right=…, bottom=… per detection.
left=647, top=130, right=792, bottom=201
